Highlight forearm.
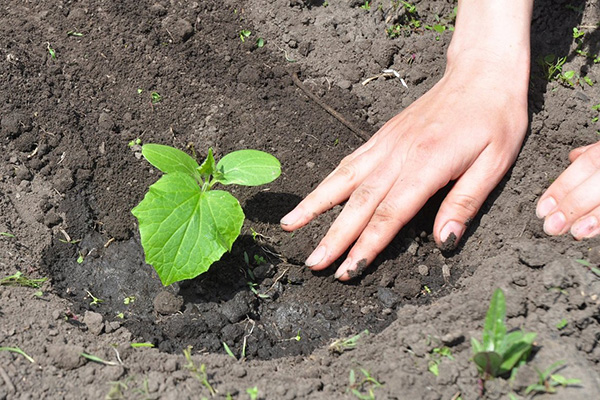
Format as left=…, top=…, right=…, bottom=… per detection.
left=446, top=0, right=533, bottom=91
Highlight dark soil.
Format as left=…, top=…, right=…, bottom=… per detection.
left=1, top=0, right=600, bottom=399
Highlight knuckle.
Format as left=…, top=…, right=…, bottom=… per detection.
left=371, top=201, right=403, bottom=225
left=348, top=185, right=376, bottom=208
left=585, top=146, right=600, bottom=170
left=335, top=163, right=357, bottom=182
left=449, top=193, right=481, bottom=217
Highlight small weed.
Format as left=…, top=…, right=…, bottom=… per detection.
left=116, top=312, right=125, bottom=319
left=77, top=251, right=85, bottom=264
left=471, top=289, right=536, bottom=379
left=575, top=258, right=600, bottom=277
left=80, top=352, right=118, bottom=366
left=0, top=231, right=15, bottom=238
left=525, top=360, right=581, bottom=395
left=223, top=342, right=237, bottom=360
left=256, top=37, right=265, bottom=48
left=128, top=138, right=142, bottom=148
left=247, top=282, right=270, bottom=299
left=123, top=296, right=136, bottom=305
left=556, top=318, right=568, bottom=330
left=47, top=42, right=56, bottom=59
left=137, top=88, right=143, bottom=94
left=130, top=342, right=154, bottom=348
left=428, top=346, right=454, bottom=376
left=67, top=30, right=84, bottom=37
left=246, top=386, right=259, bottom=400
left=150, top=91, right=161, bottom=104
left=0, top=271, right=47, bottom=288
left=0, top=346, right=35, bottom=363
left=183, top=346, right=216, bottom=397
left=329, top=329, right=369, bottom=354
left=239, top=29, right=251, bottom=42
left=360, top=1, right=371, bottom=11
left=86, top=290, right=104, bottom=306
left=348, top=368, right=382, bottom=400
left=253, top=254, right=267, bottom=265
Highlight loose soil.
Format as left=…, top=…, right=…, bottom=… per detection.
left=1, top=0, right=600, bottom=399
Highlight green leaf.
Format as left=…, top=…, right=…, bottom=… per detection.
left=471, top=337, right=483, bottom=354
left=551, top=374, right=581, bottom=386
left=499, top=333, right=536, bottom=375
left=482, top=289, right=507, bottom=351
left=132, top=172, right=244, bottom=285
left=474, top=351, right=503, bottom=376
left=141, top=144, right=200, bottom=177
left=0, top=346, right=35, bottom=363
left=198, top=148, right=216, bottom=179
left=215, top=150, right=281, bottom=186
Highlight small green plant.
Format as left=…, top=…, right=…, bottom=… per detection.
left=246, top=386, right=259, bottom=400
left=256, top=37, right=265, bottom=48
left=575, top=258, right=600, bottom=277
left=400, top=0, right=417, bottom=13
left=329, top=329, right=370, bottom=354
left=428, top=346, right=453, bottom=376
left=150, top=91, right=161, bottom=104
left=0, top=346, right=35, bottom=363
left=253, top=254, right=267, bottom=265
left=80, top=352, right=118, bottom=366
left=223, top=342, right=236, bottom=359
left=47, top=42, right=56, bottom=59
left=360, top=1, right=371, bottom=11
left=183, top=346, right=216, bottom=396
left=0, top=231, right=15, bottom=237
left=128, top=138, right=142, bottom=147
left=130, top=342, right=154, bottom=348
left=525, top=360, right=581, bottom=395
left=0, top=271, right=47, bottom=288
left=123, top=296, right=136, bottom=305
left=67, top=30, right=84, bottom=37
left=132, top=144, right=280, bottom=285
left=471, top=289, right=537, bottom=378
left=239, top=29, right=251, bottom=42
left=86, top=290, right=104, bottom=306
left=556, top=318, right=568, bottom=330
left=348, top=368, right=382, bottom=400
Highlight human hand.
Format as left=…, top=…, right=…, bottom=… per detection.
left=536, top=140, right=600, bottom=239
left=280, top=60, right=530, bottom=280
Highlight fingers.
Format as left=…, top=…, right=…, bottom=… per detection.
left=280, top=140, right=382, bottom=232
left=537, top=142, right=600, bottom=238
left=568, top=143, right=594, bottom=162
left=334, top=167, right=448, bottom=281
left=305, top=159, right=401, bottom=270
left=433, top=147, right=512, bottom=249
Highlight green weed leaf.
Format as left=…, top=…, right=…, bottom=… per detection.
left=215, top=149, right=281, bottom=186
left=474, top=351, right=503, bottom=376
left=499, top=332, right=536, bottom=374
left=198, top=148, right=216, bottom=179
left=132, top=172, right=244, bottom=285
left=141, top=144, right=200, bottom=177
left=482, top=288, right=506, bottom=352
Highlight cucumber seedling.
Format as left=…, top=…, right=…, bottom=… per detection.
left=471, top=289, right=537, bottom=379
left=132, top=144, right=280, bottom=285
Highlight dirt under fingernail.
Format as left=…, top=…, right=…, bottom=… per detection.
left=347, top=258, right=368, bottom=279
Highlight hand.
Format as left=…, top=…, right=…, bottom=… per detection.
left=280, top=59, right=529, bottom=280
left=536, top=141, right=600, bottom=239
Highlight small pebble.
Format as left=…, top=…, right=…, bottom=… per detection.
left=417, top=264, right=429, bottom=276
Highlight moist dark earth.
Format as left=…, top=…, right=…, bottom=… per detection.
left=1, top=0, right=600, bottom=399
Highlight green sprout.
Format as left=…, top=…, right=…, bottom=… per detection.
left=428, top=346, right=454, bottom=376
left=0, top=232, right=15, bottom=238
left=0, top=346, right=35, bottom=363
left=223, top=342, right=236, bottom=360
left=150, top=91, right=161, bottom=104
left=471, top=289, right=536, bottom=378
left=80, top=352, right=118, bottom=366
left=67, top=30, right=84, bottom=37
left=256, top=37, right=265, bottom=48
left=575, top=258, right=600, bottom=277
left=86, top=290, right=103, bottom=306
left=183, top=346, right=216, bottom=397
left=47, top=42, right=56, bottom=59
left=128, top=138, right=142, bottom=148
left=525, top=360, right=581, bottom=395
left=130, top=342, right=154, bottom=348
left=360, top=1, right=371, bottom=11
left=556, top=318, right=568, bottom=330
left=348, top=368, right=382, bottom=400
left=123, top=296, right=136, bottom=305
left=132, top=144, right=280, bottom=285
left=239, top=29, right=251, bottom=42
left=246, top=386, right=259, bottom=400
left=329, top=330, right=370, bottom=354
left=0, top=272, right=47, bottom=288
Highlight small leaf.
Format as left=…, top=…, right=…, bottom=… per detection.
left=223, top=342, right=236, bottom=359
left=215, top=150, right=281, bottom=186
left=0, top=346, right=35, bottom=363
left=499, top=333, right=536, bottom=375
left=130, top=342, right=154, bottom=348
left=471, top=337, right=483, bottom=354
left=473, top=351, right=503, bottom=376
left=551, top=374, right=581, bottom=386
left=80, top=352, right=118, bottom=366
left=132, top=173, right=244, bottom=286
left=141, top=144, right=200, bottom=177
left=482, top=289, right=507, bottom=352
left=198, top=148, right=216, bottom=179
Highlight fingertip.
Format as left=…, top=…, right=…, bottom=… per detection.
left=435, top=220, right=465, bottom=250
left=334, top=257, right=369, bottom=281
left=569, top=144, right=591, bottom=162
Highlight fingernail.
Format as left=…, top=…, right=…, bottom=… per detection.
left=571, top=216, right=598, bottom=238
left=305, top=245, right=326, bottom=267
left=280, top=208, right=302, bottom=226
left=439, top=220, right=465, bottom=250
left=544, top=211, right=566, bottom=235
left=334, top=257, right=352, bottom=279
left=536, top=196, right=557, bottom=218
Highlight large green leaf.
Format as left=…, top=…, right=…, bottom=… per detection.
left=482, top=289, right=507, bottom=352
left=141, top=144, right=200, bottom=177
left=215, top=150, right=281, bottom=186
left=499, top=332, right=536, bottom=375
left=132, top=172, right=244, bottom=286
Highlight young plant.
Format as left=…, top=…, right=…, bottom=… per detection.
left=239, top=29, right=251, bottom=42
left=348, top=368, right=382, bottom=400
left=525, top=360, right=581, bottom=395
left=428, top=346, right=453, bottom=376
left=0, top=271, right=47, bottom=288
left=360, top=1, right=371, bottom=11
left=132, top=144, right=280, bottom=285
left=183, top=346, right=216, bottom=396
left=471, top=289, right=537, bottom=378
left=329, top=329, right=370, bottom=354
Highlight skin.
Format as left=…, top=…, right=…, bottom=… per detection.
left=280, top=0, right=600, bottom=280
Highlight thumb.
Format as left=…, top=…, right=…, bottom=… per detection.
left=433, top=154, right=510, bottom=249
